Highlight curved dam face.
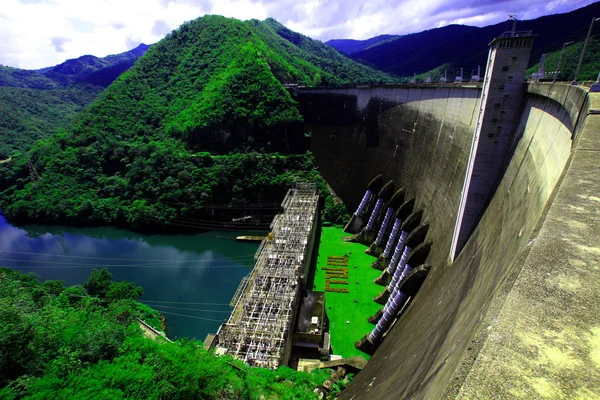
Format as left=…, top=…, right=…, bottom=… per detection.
left=295, top=83, right=600, bottom=398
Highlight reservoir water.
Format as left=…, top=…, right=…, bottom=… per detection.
left=0, top=214, right=261, bottom=340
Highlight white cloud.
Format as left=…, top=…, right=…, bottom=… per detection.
left=0, top=0, right=597, bottom=69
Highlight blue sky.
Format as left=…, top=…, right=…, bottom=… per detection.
left=0, top=0, right=597, bottom=69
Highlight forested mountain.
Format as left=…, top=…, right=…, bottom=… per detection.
left=1, top=43, right=150, bottom=89
left=0, top=15, right=390, bottom=229
left=0, top=44, right=149, bottom=156
left=329, top=2, right=600, bottom=81
left=0, top=86, right=102, bottom=157
left=0, top=268, right=328, bottom=398
left=326, top=34, right=400, bottom=55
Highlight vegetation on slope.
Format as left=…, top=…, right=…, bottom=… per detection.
left=526, top=37, right=600, bottom=82
left=0, top=45, right=149, bottom=155
left=0, top=15, right=387, bottom=228
left=0, top=86, right=103, bottom=156
left=0, top=268, right=328, bottom=399
left=1, top=44, right=149, bottom=90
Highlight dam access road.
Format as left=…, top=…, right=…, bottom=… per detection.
left=293, top=81, right=600, bottom=399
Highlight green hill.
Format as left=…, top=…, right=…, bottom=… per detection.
left=0, top=15, right=390, bottom=229
left=0, top=85, right=103, bottom=156
left=0, top=268, right=328, bottom=399
left=0, top=45, right=149, bottom=156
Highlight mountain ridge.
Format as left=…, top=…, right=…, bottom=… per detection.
left=325, top=34, right=400, bottom=55
left=3, top=43, right=150, bottom=89
left=327, top=2, right=600, bottom=81
left=0, top=44, right=150, bottom=155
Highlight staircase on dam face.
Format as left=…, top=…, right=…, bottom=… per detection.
left=212, top=183, right=319, bottom=369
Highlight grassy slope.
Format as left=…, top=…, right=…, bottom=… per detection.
left=525, top=38, right=600, bottom=82
left=312, top=226, right=382, bottom=359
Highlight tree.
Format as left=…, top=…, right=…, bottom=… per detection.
left=83, top=268, right=113, bottom=298
left=106, top=281, right=143, bottom=301
left=322, top=197, right=349, bottom=225
left=42, top=280, right=65, bottom=295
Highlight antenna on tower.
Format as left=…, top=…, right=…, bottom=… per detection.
left=508, top=15, right=517, bottom=36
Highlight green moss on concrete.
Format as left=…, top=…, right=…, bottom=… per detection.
left=311, top=226, right=384, bottom=359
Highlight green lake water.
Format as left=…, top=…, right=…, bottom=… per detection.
left=0, top=214, right=261, bottom=341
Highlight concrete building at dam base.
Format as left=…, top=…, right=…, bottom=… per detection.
left=292, top=24, right=600, bottom=398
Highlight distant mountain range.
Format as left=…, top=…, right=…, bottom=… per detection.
left=326, top=2, right=600, bottom=81
left=1, top=44, right=150, bottom=89
left=325, top=34, right=399, bottom=55
left=0, top=44, right=149, bottom=155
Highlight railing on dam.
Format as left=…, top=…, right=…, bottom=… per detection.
left=215, top=183, right=319, bottom=369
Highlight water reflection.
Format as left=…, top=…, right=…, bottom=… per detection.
left=0, top=215, right=260, bottom=340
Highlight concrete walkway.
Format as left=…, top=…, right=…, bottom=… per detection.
left=456, top=90, right=600, bottom=398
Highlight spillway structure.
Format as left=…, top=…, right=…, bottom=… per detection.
left=370, top=198, right=415, bottom=271
left=344, top=174, right=383, bottom=233
left=215, top=183, right=319, bottom=369
left=344, top=180, right=395, bottom=245
left=365, top=188, right=406, bottom=256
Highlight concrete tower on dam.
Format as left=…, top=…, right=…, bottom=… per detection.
left=452, top=25, right=536, bottom=257
left=294, top=21, right=600, bottom=399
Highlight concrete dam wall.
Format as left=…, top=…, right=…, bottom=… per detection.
left=295, top=83, right=600, bottom=398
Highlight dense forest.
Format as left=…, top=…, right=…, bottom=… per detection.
left=0, top=15, right=392, bottom=229
left=0, top=268, right=329, bottom=399
left=0, top=44, right=149, bottom=155
left=0, top=85, right=103, bottom=156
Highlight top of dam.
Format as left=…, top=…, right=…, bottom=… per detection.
left=291, top=82, right=484, bottom=91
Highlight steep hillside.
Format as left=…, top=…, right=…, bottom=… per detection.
left=0, top=45, right=149, bottom=155
left=0, top=86, right=102, bottom=156
left=0, top=16, right=388, bottom=229
left=346, top=2, right=600, bottom=80
left=326, top=34, right=400, bottom=55
left=0, top=268, right=328, bottom=398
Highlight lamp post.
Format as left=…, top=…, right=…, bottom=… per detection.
left=591, top=70, right=600, bottom=92
left=553, top=41, right=573, bottom=83
left=572, top=17, right=600, bottom=85
left=537, top=54, right=547, bottom=82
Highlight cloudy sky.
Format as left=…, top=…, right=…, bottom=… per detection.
left=1, top=0, right=597, bottom=69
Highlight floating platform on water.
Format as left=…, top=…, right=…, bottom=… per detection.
left=235, top=235, right=267, bottom=242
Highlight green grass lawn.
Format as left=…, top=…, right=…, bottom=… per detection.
left=311, top=226, right=384, bottom=359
